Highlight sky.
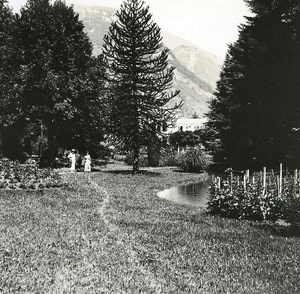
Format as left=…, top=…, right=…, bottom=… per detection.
left=8, top=0, right=251, bottom=58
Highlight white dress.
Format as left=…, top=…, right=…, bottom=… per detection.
left=84, top=154, right=91, bottom=172
left=68, top=152, right=76, bottom=172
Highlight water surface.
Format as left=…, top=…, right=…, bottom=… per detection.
left=157, top=179, right=211, bottom=207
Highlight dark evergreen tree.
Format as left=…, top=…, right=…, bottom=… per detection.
left=0, top=0, right=21, bottom=158
left=102, top=0, right=180, bottom=174
left=8, top=0, right=104, bottom=163
left=206, top=0, right=300, bottom=169
left=169, top=131, right=202, bottom=149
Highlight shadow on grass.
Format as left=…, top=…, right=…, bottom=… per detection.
left=255, top=222, right=300, bottom=238
left=171, top=168, right=206, bottom=174
left=102, top=169, right=162, bottom=177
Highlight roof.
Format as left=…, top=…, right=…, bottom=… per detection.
left=176, top=117, right=208, bottom=126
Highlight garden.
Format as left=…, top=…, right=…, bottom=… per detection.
left=0, top=159, right=65, bottom=190
left=208, top=164, right=300, bottom=225
left=0, top=159, right=299, bottom=293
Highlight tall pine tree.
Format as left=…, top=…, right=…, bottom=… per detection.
left=206, top=0, right=300, bottom=169
left=102, top=0, right=180, bottom=174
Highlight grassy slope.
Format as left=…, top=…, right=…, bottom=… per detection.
left=0, top=167, right=299, bottom=293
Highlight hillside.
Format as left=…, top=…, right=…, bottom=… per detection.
left=73, top=5, right=222, bottom=117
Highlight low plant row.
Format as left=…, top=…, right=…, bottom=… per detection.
left=208, top=172, right=300, bottom=224
left=0, top=159, right=65, bottom=190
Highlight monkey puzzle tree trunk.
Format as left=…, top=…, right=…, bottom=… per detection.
left=47, top=125, right=56, bottom=166
left=132, top=145, right=140, bottom=175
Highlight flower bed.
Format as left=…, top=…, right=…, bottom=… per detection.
left=208, top=170, right=300, bottom=224
left=0, top=159, right=65, bottom=190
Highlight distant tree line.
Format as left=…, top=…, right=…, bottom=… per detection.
left=206, top=0, right=300, bottom=169
left=0, top=0, right=180, bottom=173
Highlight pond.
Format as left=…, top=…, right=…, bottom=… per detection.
left=157, top=177, right=211, bottom=208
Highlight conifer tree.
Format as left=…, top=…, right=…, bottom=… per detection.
left=206, top=0, right=300, bottom=168
left=102, top=0, right=180, bottom=174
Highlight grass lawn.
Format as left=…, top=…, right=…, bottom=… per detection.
left=1, top=164, right=299, bottom=293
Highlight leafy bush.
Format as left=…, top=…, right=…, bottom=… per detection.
left=178, top=147, right=212, bottom=172
left=124, top=153, right=149, bottom=167
left=281, top=188, right=300, bottom=225
left=158, top=147, right=179, bottom=167
left=208, top=178, right=281, bottom=220
left=0, top=159, right=66, bottom=190
left=208, top=173, right=300, bottom=224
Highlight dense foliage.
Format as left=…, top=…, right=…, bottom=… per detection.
left=0, top=159, right=65, bottom=189
left=169, top=131, right=202, bottom=149
left=208, top=171, right=300, bottom=224
left=178, top=147, right=212, bottom=172
left=0, top=0, right=20, bottom=158
left=102, top=0, right=180, bottom=174
left=0, top=0, right=105, bottom=163
left=206, top=0, right=300, bottom=168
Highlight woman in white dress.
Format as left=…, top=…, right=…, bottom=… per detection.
left=68, top=149, right=76, bottom=172
left=84, top=151, right=91, bottom=172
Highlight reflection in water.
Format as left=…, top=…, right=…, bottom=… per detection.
left=157, top=179, right=211, bottom=207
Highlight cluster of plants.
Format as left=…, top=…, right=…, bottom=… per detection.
left=178, top=147, right=212, bottom=172
left=158, top=147, right=179, bottom=167
left=123, top=146, right=212, bottom=172
left=0, top=159, right=65, bottom=190
left=124, top=152, right=149, bottom=167
left=208, top=172, right=300, bottom=225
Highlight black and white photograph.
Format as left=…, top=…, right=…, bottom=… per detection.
left=1, top=0, right=299, bottom=292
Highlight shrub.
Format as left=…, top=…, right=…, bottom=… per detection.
left=178, top=147, right=212, bottom=172
left=208, top=172, right=300, bottom=224
left=0, top=159, right=66, bottom=190
left=124, top=153, right=149, bottom=167
left=281, top=189, right=300, bottom=225
left=158, top=147, right=179, bottom=167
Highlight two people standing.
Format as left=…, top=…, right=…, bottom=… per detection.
left=68, top=149, right=91, bottom=172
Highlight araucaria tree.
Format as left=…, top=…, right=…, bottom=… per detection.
left=102, top=0, right=180, bottom=174
left=206, top=0, right=300, bottom=169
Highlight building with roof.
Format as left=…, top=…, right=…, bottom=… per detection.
left=165, top=117, right=208, bottom=134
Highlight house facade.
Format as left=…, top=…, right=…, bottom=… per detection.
left=165, top=117, right=208, bottom=134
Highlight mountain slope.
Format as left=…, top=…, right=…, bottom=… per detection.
left=173, top=46, right=222, bottom=88
left=73, top=5, right=221, bottom=117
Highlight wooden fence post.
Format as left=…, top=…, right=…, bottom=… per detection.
left=246, top=169, right=250, bottom=180
left=263, top=167, right=266, bottom=195
left=294, top=169, right=298, bottom=194
left=298, top=170, right=300, bottom=194
left=279, top=163, right=283, bottom=196
left=230, top=172, right=233, bottom=193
